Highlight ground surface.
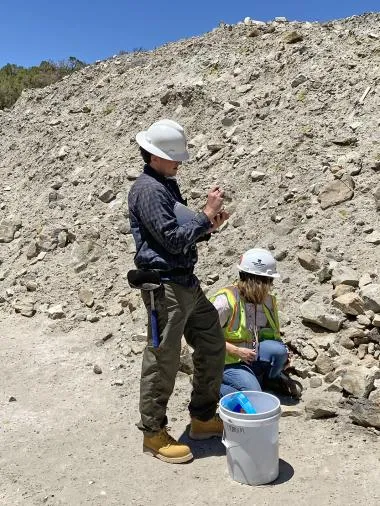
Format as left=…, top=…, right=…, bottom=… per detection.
left=1, top=316, right=379, bottom=506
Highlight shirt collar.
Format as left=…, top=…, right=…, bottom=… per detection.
left=143, top=164, right=167, bottom=183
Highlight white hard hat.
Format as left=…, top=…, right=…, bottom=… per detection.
left=237, top=248, right=280, bottom=278
left=136, top=119, right=190, bottom=162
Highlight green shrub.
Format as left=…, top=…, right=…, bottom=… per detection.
left=0, top=56, right=86, bottom=109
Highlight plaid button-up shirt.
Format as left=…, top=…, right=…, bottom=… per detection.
left=128, top=165, right=211, bottom=287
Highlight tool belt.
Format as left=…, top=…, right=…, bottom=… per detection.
left=160, top=267, right=194, bottom=277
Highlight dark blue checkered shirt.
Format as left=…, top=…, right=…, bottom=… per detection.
left=128, top=165, right=212, bottom=287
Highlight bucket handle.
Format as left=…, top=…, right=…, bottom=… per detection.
left=222, top=431, right=241, bottom=450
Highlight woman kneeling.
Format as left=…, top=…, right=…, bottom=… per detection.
left=211, top=248, right=301, bottom=399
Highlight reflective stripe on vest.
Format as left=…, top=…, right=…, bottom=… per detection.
left=261, top=297, right=281, bottom=340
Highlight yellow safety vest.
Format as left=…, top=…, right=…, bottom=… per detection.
left=210, top=286, right=281, bottom=365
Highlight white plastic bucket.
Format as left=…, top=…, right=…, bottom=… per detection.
left=219, top=391, right=281, bottom=486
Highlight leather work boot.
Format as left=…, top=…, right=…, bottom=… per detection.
left=266, top=372, right=303, bottom=400
left=189, top=414, right=224, bottom=440
left=143, top=428, right=193, bottom=464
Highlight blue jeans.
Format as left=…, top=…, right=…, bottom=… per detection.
left=220, top=340, right=288, bottom=398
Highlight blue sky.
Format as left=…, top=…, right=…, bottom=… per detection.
left=1, top=0, right=379, bottom=68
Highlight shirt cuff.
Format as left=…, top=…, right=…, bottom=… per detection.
left=197, top=211, right=213, bottom=229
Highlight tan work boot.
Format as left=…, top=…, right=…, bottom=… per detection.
left=143, top=428, right=193, bottom=464
left=189, top=415, right=224, bottom=440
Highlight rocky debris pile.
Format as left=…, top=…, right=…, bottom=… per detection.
left=0, top=13, right=380, bottom=426
left=284, top=264, right=380, bottom=426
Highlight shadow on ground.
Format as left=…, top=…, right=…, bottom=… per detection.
left=179, top=429, right=226, bottom=459
left=271, top=459, right=295, bottom=485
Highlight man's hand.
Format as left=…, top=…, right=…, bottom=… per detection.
left=208, top=210, right=230, bottom=233
left=237, top=347, right=256, bottom=365
left=203, top=186, right=225, bottom=221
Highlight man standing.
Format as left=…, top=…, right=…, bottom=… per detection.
left=128, top=119, right=229, bottom=463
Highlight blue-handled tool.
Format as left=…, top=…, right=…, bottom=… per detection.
left=149, top=290, right=160, bottom=348
left=127, top=270, right=161, bottom=348
left=222, top=392, right=257, bottom=414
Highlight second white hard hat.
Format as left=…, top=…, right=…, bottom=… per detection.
left=237, top=248, right=280, bottom=278
left=136, top=119, right=189, bottom=162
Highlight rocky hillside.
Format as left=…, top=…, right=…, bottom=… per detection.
left=0, top=14, right=379, bottom=424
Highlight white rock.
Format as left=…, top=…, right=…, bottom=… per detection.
left=359, top=273, right=373, bottom=288
left=57, top=145, right=69, bottom=160
left=301, top=344, right=318, bottom=361
left=365, top=231, right=380, bottom=245
left=250, top=171, right=265, bottom=182
left=300, top=300, right=345, bottom=332
left=315, top=354, right=334, bottom=374
left=360, top=284, right=380, bottom=313
left=223, top=102, right=236, bottom=113
left=48, top=304, right=65, bottom=320
left=225, top=126, right=240, bottom=139
left=349, top=121, right=361, bottom=131
left=78, top=288, right=94, bottom=307
left=333, top=284, right=355, bottom=299
left=356, top=314, right=371, bottom=326
left=236, top=84, right=252, bottom=94
left=331, top=266, right=359, bottom=287
left=341, top=366, right=380, bottom=398
left=333, top=292, right=365, bottom=316
left=298, top=251, right=320, bottom=272
left=318, top=180, right=354, bottom=209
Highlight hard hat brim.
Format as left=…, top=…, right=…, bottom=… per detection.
left=237, top=265, right=280, bottom=279
left=136, top=131, right=190, bottom=162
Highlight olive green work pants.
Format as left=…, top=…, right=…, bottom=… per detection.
left=137, top=281, right=225, bottom=435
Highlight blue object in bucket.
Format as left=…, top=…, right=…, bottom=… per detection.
left=222, top=392, right=257, bottom=414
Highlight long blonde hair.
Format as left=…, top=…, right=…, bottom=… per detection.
left=237, top=272, right=273, bottom=305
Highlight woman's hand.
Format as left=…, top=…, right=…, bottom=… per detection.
left=226, top=342, right=256, bottom=364
left=237, top=347, right=256, bottom=364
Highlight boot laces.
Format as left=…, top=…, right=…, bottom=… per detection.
left=159, top=429, right=177, bottom=447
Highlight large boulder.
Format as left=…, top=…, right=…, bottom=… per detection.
left=332, top=284, right=355, bottom=299
left=305, top=397, right=338, bottom=420
left=300, top=343, right=318, bottom=361
left=315, top=354, right=335, bottom=375
left=369, top=389, right=380, bottom=405
left=318, top=180, right=354, bottom=209
left=331, top=266, right=359, bottom=287
left=341, top=366, right=380, bottom=398
left=0, top=217, right=22, bottom=243
left=350, top=399, right=380, bottom=429
left=12, top=299, right=35, bottom=317
left=70, top=240, right=103, bottom=272
left=359, top=284, right=380, bottom=312
left=332, top=292, right=365, bottom=316
left=298, top=251, right=321, bottom=271
left=300, top=301, right=345, bottom=332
